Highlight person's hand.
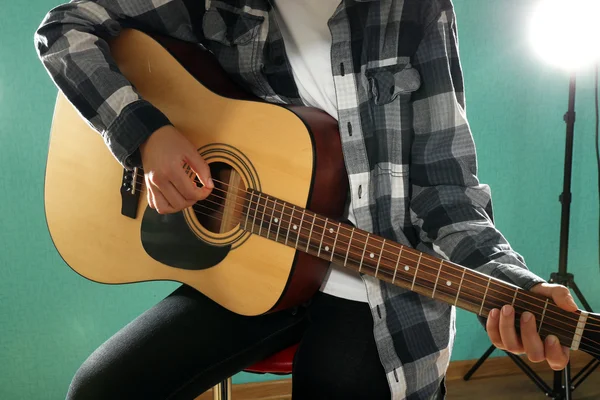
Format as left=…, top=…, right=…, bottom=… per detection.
left=139, top=125, right=213, bottom=214
left=486, top=282, right=578, bottom=371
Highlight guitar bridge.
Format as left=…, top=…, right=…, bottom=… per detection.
left=120, top=167, right=141, bottom=218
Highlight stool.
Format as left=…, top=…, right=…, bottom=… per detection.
left=212, top=343, right=299, bottom=400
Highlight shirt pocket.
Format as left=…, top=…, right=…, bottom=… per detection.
left=202, top=4, right=265, bottom=46
left=365, top=63, right=421, bottom=105
left=201, top=2, right=269, bottom=97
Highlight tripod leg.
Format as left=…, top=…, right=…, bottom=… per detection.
left=569, top=279, right=593, bottom=312
left=573, top=360, right=600, bottom=390
left=463, top=345, right=496, bottom=381
left=506, top=352, right=553, bottom=395
left=553, top=370, right=563, bottom=398
left=564, top=362, right=572, bottom=400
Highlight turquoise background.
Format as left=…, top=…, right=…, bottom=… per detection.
left=1, top=0, right=598, bottom=398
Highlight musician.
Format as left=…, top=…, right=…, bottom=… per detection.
left=35, top=0, right=578, bottom=398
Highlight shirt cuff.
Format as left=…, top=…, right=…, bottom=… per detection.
left=103, top=100, right=172, bottom=168
left=489, top=263, right=547, bottom=291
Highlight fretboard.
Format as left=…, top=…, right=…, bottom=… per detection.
left=241, top=190, right=583, bottom=350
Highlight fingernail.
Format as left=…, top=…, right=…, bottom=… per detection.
left=490, top=309, right=498, bottom=318
left=522, top=312, right=532, bottom=323
left=547, top=335, right=557, bottom=346
left=207, top=178, right=214, bottom=188
left=502, top=305, right=513, bottom=316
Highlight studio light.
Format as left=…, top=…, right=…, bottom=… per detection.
left=529, top=0, right=600, bottom=70
left=466, top=1, right=600, bottom=398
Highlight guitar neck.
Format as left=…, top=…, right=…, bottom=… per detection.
left=242, top=190, right=584, bottom=350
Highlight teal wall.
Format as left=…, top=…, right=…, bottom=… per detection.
left=1, top=1, right=598, bottom=398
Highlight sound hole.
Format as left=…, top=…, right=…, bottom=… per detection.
left=196, top=162, right=247, bottom=234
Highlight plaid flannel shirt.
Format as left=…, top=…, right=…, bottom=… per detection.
left=35, top=0, right=546, bottom=398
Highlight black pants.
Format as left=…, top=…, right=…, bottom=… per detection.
left=66, top=285, right=391, bottom=399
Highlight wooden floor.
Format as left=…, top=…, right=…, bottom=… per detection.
left=198, top=352, right=600, bottom=399
left=445, top=351, right=600, bottom=399
left=446, top=370, right=600, bottom=399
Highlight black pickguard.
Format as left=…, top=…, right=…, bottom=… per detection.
left=140, top=206, right=230, bottom=270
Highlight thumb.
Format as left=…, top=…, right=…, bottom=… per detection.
left=532, top=283, right=578, bottom=312
left=185, top=150, right=214, bottom=190
left=552, top=286, right=579, bottom=312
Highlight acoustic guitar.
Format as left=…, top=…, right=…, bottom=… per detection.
left=44, top=30, right=600, bottom=360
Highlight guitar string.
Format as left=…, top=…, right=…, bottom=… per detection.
left=131, top=176, right=599, bottom=330
left=135, top=175, right=577, bottom=315
left=181, top=202, right=600, bottom=355
left=176, top=197, right=598, bottom=341
left=131, top=179, right=599, bottom=331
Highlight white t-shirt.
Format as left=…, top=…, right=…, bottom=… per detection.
left=273, top=0, right=368, bottom=302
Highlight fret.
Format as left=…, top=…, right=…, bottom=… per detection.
left=511, top=288, right=518, bottom=308
left=276, top=202, right=285, bottom=243
left=454, top=269, right=466, bottom=306
left=251, top=192, right=260, bottom=234
left=392, top=248, right=403, bottom=284
left=285, top=205, right=294, bottom=246
left=410, top=254, right=422, bottom=291
left=374, top=239, right=385, bottom=277
left=344, top=229, right=355, bottom=266
left=317, top=218, right=329, bottom=257
left=358, top=233, right=370, bottom=272
left=431, top=260, right=443, bottom=299
left=266, top=197, right=276, bottom=240
left=538, top=299, right=549, bottom=334
left=294, top=209, right=306, bottom=249
left=244, top=191, right=254, bottom=231
left=571, top=311, right=590, bottom=351
left=330, top=223, right=341, bottom=262
left=306, top=214, right=317, bottom=252
left=258, top=194, right=267, bottom=237
left=479, top=277, right=492, bottom=316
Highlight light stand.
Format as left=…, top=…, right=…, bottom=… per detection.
left=464, top=73, right=599, bottom=399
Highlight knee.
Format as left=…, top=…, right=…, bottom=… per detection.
left=65, top=355, right=115, bottom=400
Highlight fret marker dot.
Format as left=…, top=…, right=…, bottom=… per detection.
left=404, top=266, right=410, bottom=271
left=293, top=225, right=298, bottom=230
left=329, top=228, right=334, bottom=233
left=446, top=281, right=452, bottom=287
left=370, top=253, right=375, bottom=258
left=274, top=218, right=279, bottom=223
left=325, top=246, right=330, bottom=251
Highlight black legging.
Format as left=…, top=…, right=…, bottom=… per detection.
left=66, top=285, right=392, bottom=399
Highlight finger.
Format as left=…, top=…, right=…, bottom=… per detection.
left=171, top=166, right=209, bottom=203
left=486, top=308, right=505, bottom=349
left=520, top=312, right=545, bottom=363
left=151, top=187, right=176, bottom=215
left=499, top=305, right=524, bottom=354
left=544, top=335, right=569, bottom=371
left=185, top=150, right=214, bottom=190
left=146, top=177, right=156, bottom=210
left=159, top=181, right=189, bottom=211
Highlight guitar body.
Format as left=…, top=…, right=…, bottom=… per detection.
left=45, top=30, right=348, bottom=316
